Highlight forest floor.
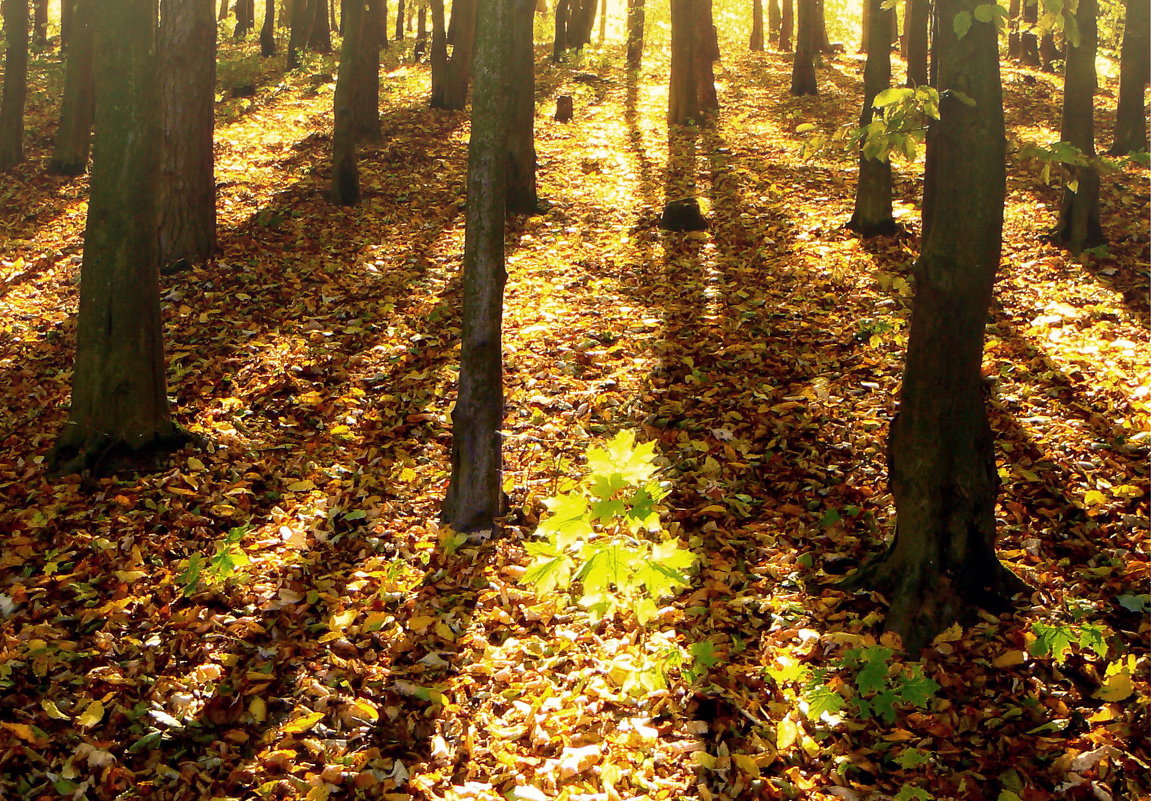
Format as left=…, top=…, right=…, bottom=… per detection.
left=0, top=27, right=1148, bottom=801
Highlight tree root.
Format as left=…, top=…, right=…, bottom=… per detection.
left=47, top=422, right=201, bottom=479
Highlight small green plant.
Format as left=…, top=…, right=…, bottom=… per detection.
left=179, top=525, right=251, bottom=596
left=521, top=430, right=696, bottom=625
left=1028, top=621, right=1109, bottom=664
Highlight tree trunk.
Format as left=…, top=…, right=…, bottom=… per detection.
left=790, top=0, right=817, bottom=95
left=750, top=0, right=764, bottom=51
left=332, top=0, right=366, bottom=205
left=506, top=0, right=537, bottom=214
left=1020, top=0, right=1039, bottom=66
left=308, top=0, right=331, bottom=51
left=569, top=0, right=596, bottom=48
left=625, top=0, right=643, bottom=68
left=379, top=0, right=389, bottom=46
left=668, top=0, right=698, bottom=124
left=1052, top=0, right=1104, bottom=254
left=50, top=0, right=190, bottom=476
left=394, top=0, right=404, bottom=39
left=288, top=0, right=309, bottom=67
left=844, top=0, right=1022, bottom=654
left=234, top=0, right=253, bottom=36
left=767, top=0, right=780, bottom=47
left=0, top=0, right=29, bottom=170
left=1039, top=32, right=1056, bottom=71
left=429, top=0, right=449, bottom=94
left=848, top=0, right=896, bottom=237
left=1006, top=0, right=1020, bottom=58
left=860, top=0, right=870, bottom=52
left=260, top=0, right=276, bottom=54
left=552, top=0, right=569, bottom=60
left=780, top=0, right=792, bottom=50
left=31, top=0, right=45, bottom=47
left=903, top=0, right=928, bottom=86
left=218, top=0, right=228, bottom=19
left=1109, top=0, right=1150, bottom=155
left=694, top=0, right=719, bottom=113
left=443, top=0, right=512, bottom=533
left=48, top=0, right=94, bottom=175
left=158, top=0, right=217, bottom=268
left=61, top=0, right=72, bottom=48
left=814, top=0, right=832, bottom=52
left=431, top=0, right=475, bottom=109
left=356, top=0, right=382, bottom=140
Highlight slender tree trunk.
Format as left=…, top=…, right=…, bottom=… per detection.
left=31, top=0, right=45, bottom=47
left=288, top=0, right=309, bottom=66
left=861, top=0, right=870, bottom=52
left=1109, top=0, right=1150, bottom=155
left=417, top=3, right=426, bottom=40
left=1020, top=0, right=1039, bottom=66
left=234, top=0, right=253, bottom=36
left=694, top=0, right=719, bottom=113
left=552, top=0, right=569, bottom=60
left=432, top=0, right=475, bottom=109
left=1039, top=32, right=1056, bottom=71
left=506, top=0, right=537, bottom=214
left=668, top=0, right=697, bottom=124
left=429, top=0, right=449, bottom=96
left=260, top=0, right=276, bottom=54
left=814, top=0, right=832, bottom=52
left=158, top=0, right=217, bottom=268
left=751, top=0, right=764, bottom=51
left=356, top=0, right=382, bottom=140
left=848, top=0, right=896, bottom=237
left=625, top=0, right=643, bottom=68
left=443, top=0, right=512, bottom=533
left=767, top=0, right=780, bottom=47
left=780, top=0, right=792, bottom=50
left=379, top=0, right=389, bottom=46
left=332, top=0, right=366, bottom=205
left=51, top=0, right=190, bottom=475
left=904, top=0, right=928, bottom=86
left=219, top=0, right=228, bottom=20
left=48, top=0, right=94, bottom=175
left=308, top=0, right=331, bottom=51
left=845, top=0, right=1022, bottom=654
left=1007, top=0, right=1020, bottom=58
left=0, top=0, right=29, bottom=170
left=790, top=0, right=817, bottom=95
left=569, top=0, right=596, bottom=47
left=1052, top=0, right=1104, bottom=254
left=394, top=0, right=404, bottom=39
left=61, top=0, right=72, bottom=48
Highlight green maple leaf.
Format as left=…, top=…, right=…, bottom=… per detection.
left=854, top=646, right=893, bottom=695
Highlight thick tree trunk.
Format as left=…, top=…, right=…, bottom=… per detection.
left=814, top=0, right=832, bottom=52
left=1006, top=0, right=1020, bottom=58
left=694, top=0, right=719, bottom=114
left=1039, top=32, right=1056, bottom=71
left=569, top=0, right=596, bottom=48
left=506, top=0, right=537, bottom=214
left=332, top=0, right=366, bottom=205
left=48, top=0, right=94, bottom=175
left=668, top=0, right=698, bottom=124
left=394, top=0, right=404, bottom=39
left=780, top=0, right=792, bottom=50
left=431, top=0, right=475, bottom=109
left=219, top=0, right=228, bottom=19
left=0, top=0, right=29, bottom=170
left=844, top=0, right=1022, bottom=654
left=552, top=0, right=570, bottom=60
left=1020, top=0, right=1039, bottom=66
left=287, top=0, right=309, bottom=66
left=750, top=0, right=764, bottom=51
left=1109, top=0, right=1150, bottom=155
left=848, top=0, right=896, bottom=237
left=31, top=0, right=45, bottom=47
left=234, top=0, right=254, bottom=36
left=903, top=0, right=928, bottom=86
left=429, top=0, right=449, bottom=94
left=260, top=0, right=276, bottom=54
left=1052, top=0, right=1104, bottom=254
left=308, top=0, right=331, bottom=51
left=443, top=0, right=512, bottom=533
left=625, top=0, right=643, bottom=68
left=790, top=0, right=817, bottom=95
left=50, top=0, right=190, bottom=476
left=355, top=0, right=382, bottom=140
left=158, top=0, right=217, bottom=268
left=767, top=0, right=780, bottom=47
left=61, top=0, right=72, bottom=47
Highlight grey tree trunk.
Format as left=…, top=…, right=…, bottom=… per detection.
left=50, top=0, right=190, bottom=475
left=848, top=0, right=896, bottom=237
left=443, top=0, right=512, bottom=533
left=158, top=0, right=217, bottom=267
left=844, top=0, right=1023, bottom=653
left=48, top=0, right=94, bottom=175
left=0, top=0, right=29, bottom=170
left=1052, top=0, right=1105, bottom=254
left=1108, top=0, right=1149, bottom=155
left=790, top=0, right=817, bottom=95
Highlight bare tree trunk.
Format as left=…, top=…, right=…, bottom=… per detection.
left=790, top=0, right=817, bottom=95
left=767, top=0, right=780, bottom=47
left=903, top=0, right=928, bottom=86
left=506, top=0, right=537, bottom=213
left=0, top=0, right=29, bottom=170
left=1109, top=0, right=1150, bottom=155
left=32, top=0, right=46, bottom=47
left=431, top=0, right=475, bottom=108
left=848, top=0, right=896, bottom=237
left=750, top=0, right=764, bottom=51
left=332, top=0, right=367, bottom=204
left=395, top=0, right=404, bottom=39
left=49, top=0, right=94, bottom=174
left=780, top=0, right=792, bottom=51
left=625, top=0, right=643, bottom=68
left=260, top=0, right=276, bottom=54
left=552, top=0, right=569, bottom=60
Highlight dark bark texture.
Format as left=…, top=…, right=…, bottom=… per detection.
left=1052, top=0, right=1105, bottom=254
left=158, top=0, right=217, bottom=267
left=443, top=0, right=512, bottom=533
left=332, top=0, right=368, bottom=204
left=506, top=0, right=538, bottom=214
left=51, top=0, right=190, bottom=475
left=903, top=0, right=929, bottom=86
left=845, top=0, right=1023, bottom=653
left=848, top=0, right=896, bottom=237
left=789, top=0, right=817, bottom=95
left=625, top=0, right=643, bottom=68
left=430, top=0, right=475, bottom=109
left=780, top=0, right=792, bottom=51
left=767, top=0, right=780, bottom=48
left=668, top=0, right=718, bottom=124
left=48, top=0, right=94, bottom=175
left=750, top=0, right=764, bottom=51
left=260, top=0, right=276, bottom=55
left=1109, top=0, right=1149, bottom=155
left=0, top=0, right=29, bottom=170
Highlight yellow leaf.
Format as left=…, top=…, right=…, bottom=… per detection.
left=1, top=722, right=41, bottom=744
left=932, top=622, right=963, bottom=645
left=306, top=783, right=331, bottom=801
left=435, top=621, right=456, bottom=641
left=363, top=611, right=391, bottom=632
left=690, top=751, right=717, bottom=769
left=114, top=569, right=148, bottom=583
left=249, top=697, right=267, bottom=723
left=41, top=699, right=69, bottom=720
left=1082, top=490, right=1108, bottom=507
left=329, top=609, right=358, bottom=631
left=281, top=711, right=324, bottom=735
left=408, top=615, right=435, bottom=633
left=1094, top=671, right=1134, bottom=702
left=77, top=700, right=104, bottom=728
left=993, top=650, right=1028, bottom=668
left=287, top=479, right=316, bottom=492
left=352, top=699, right=380, bottom=721
left=776, top=716, right=799, bottom=751
left=186, top=457, right=207, bottom=472
left=733, top=753, right=761, bottom=778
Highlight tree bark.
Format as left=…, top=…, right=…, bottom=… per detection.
left=506, top=0, right=537, bottom=214
left=48, top=0, right=94, bottom=175
left=158, top=0, right=217, bottom=268
left=0, top=0, right=29, bottom=170
left=443, top=0, right=512, bottom=533
left=430, top=0, right=475, bottom=109
left=844, top=0, right=1023, bottom=654
left=814, top=0, right=832, bottom=52
left=848, top=0, right=896, bottom=237
left=625, top=0, right=643, bottom=68
left=694, top=0, right=719, bottom=113
left=1109, top=0, right=1150, bottom=155
left=287, top=0, right=309, bottom=67
left=780, top=0, right=792, bottom=50
left=356, top=0, right=382, bottom=140
left=790, top=0, right=817, bottom=95
left=1020, top=0, right=1039, bottom=66
left=308, top=0, right=331, bottom=51
left=767, top=0, right=780, bottom=47
left=569, top=0, right=596, bottom=48
left=234, top=0, right=254, bottom=36
left=429, top=0, right=449, bottom=93
left=260, top=0, right=276, bottom=54
left=394, top=0, right=404, bottom=39
left=1006, top=0, right=1020, bottom=58
left=668, top=0, right=697, bottom=124
left=903, top=0, right=928, bottom=86
left=31, top=0, right=45, bottom=47
left=750, top=0, right=764, bottom=51
left=1052, top=0, right=1104, bottom=254
left=50, top=0, right=190, bottom=476
left=332, top=0, right=367, bottom=205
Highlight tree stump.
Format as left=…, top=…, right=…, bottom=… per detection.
left=659, top=198, right=708, bottom=231
left=554, top=94, right=573, bottom=121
